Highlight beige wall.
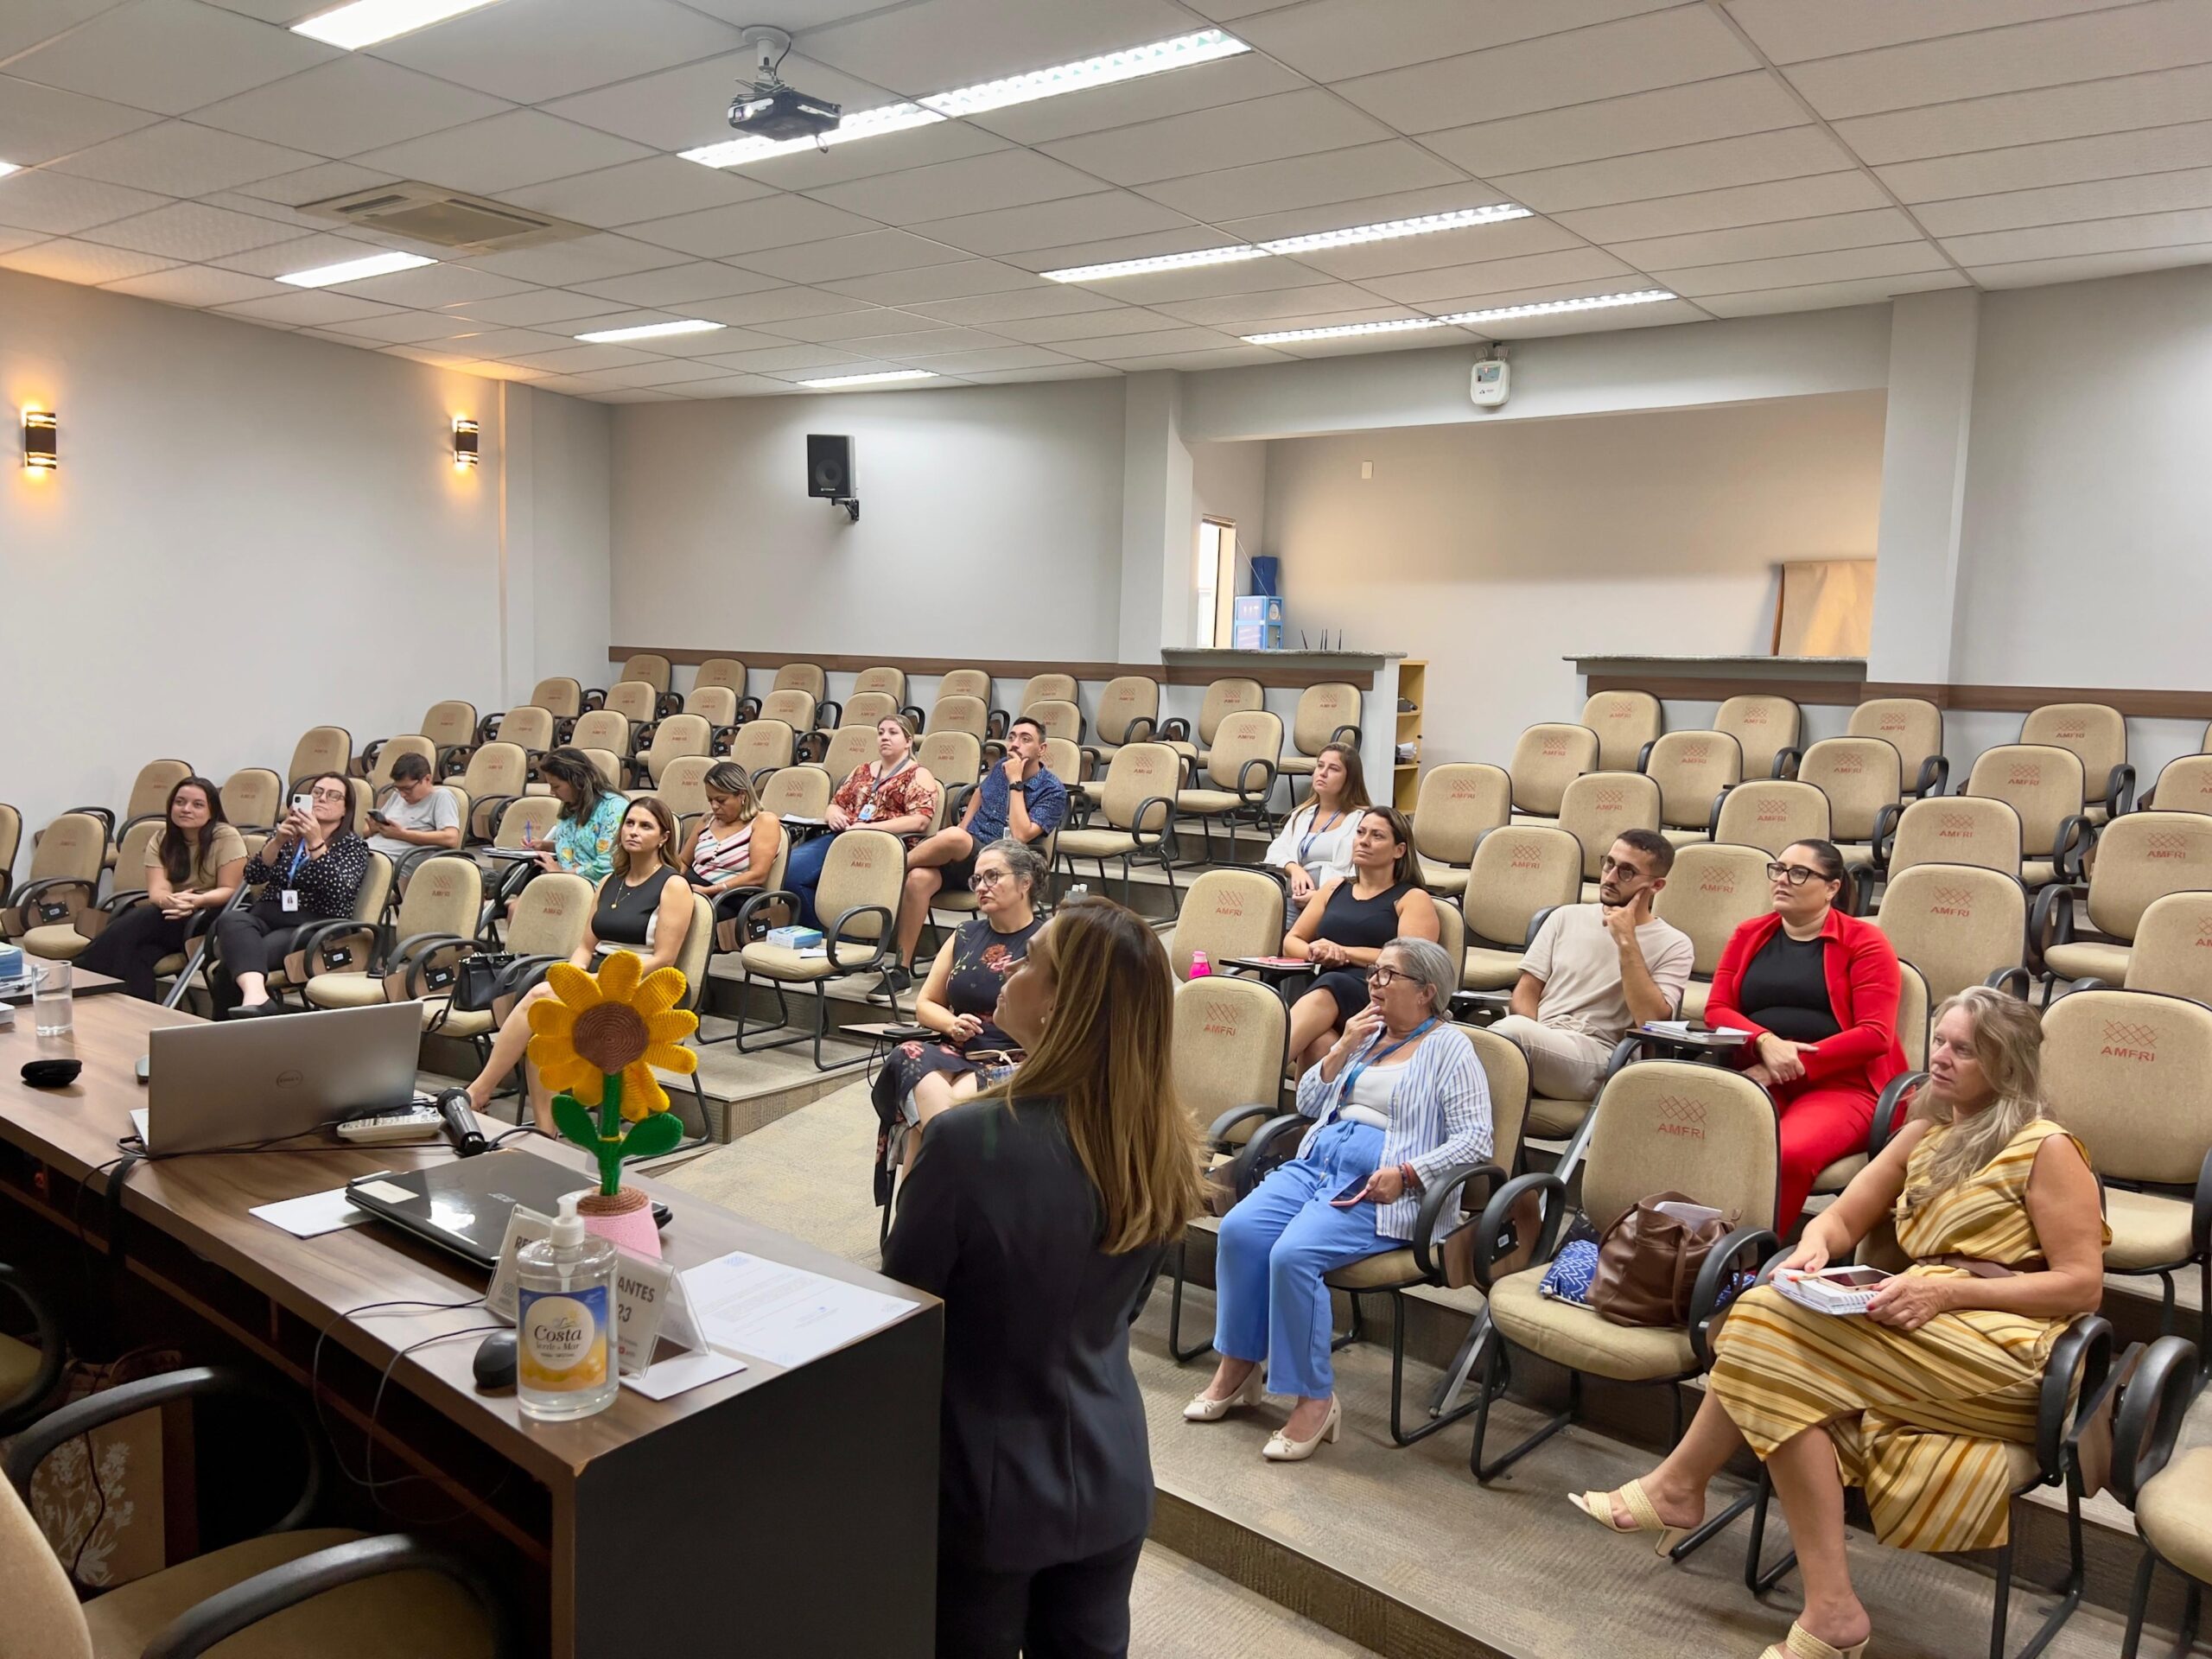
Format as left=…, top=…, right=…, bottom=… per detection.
left=1263, top=391, right=1889, bottom=769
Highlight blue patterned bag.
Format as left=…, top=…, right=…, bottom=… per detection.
left=1539, top=1238, right=1600, bottom=1305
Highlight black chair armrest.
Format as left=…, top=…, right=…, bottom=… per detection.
left=1772, top=747, right=1802, bottom=780
left=1205, top=1103, right=1277, bottom=1148
left=987, top=707, right=1011, bottom=740
left=475, top=710, right=504, bottom=745
left=1125, top=716, right=1158, bottom=745
left=2111, top=1334, right=2200, bottom=1506
left=1600, top=1034, right=1643, bottom=1084
left=709, top=723, right=740, bottom=757
left=283, top=918, right=381, bottom=979
left=817, top=698, right=842, bottom=732
left=796, top=728, right=830, bottom=765
left=93, top=889, right=156, bottom=920
left=656, top=690, right=683, bottom=720
left=1637, top=741, right=1656, bottom=773
left=386, top=932, right=474, bottom=999
left=2055, top=814, right=2094, bottom=886
left=1869, top=1072, right=1924, bottom=1159
left=1236, top=758, right=1279, bottom=809
left=1523, top=904, right=1561, bottom=949
left=734, top=695, right=761, bottom=722
left=734, top=887, right=805, bottom=944
left=11, top=875, right=99, bottom=924
left=823, top=906, right=893, bottom=975
left=1329, top=721, right=1362, bottom=747
left=67, top=804, right=118, bottom=839
left=1234, top=1112, right=1310, bottom=1198
left=2192, top=1146, right=2212, bottom=1259
left=1410, top=1163, right=1504, bottom=1283
left=1161, top=716, right=1191, bottom=743
left=1471, top=1171, right=1568, bottom=1290
left=0, top=1262, right=64, bottom=1435
left=1704, top=786, right=1730, bottom=842
left=1912, top=755, right=1950, bottom=799
left=1870, top=801, right=1904, bottom=874
left=2107, top=763, right=2138, bottom=818
left=1688, top=1224, right=1779, bottom=1368
left=2028, top=883, right=2074, bottom=976
left=493, top=953, right=563, bottom=1001
left=1987, top=966, right=2036, bottom=998
left=899, top=703, right=925, bottom=730
left=141, top=1533, right=513, bottom=1659
left=2037, top=1313, right=2113, bottom=1478
left=1130, top=795, right=1177, bottom=850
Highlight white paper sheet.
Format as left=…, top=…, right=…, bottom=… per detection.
left=619, top=1347, right=747, bottom=1401
left=251, top=1187, right=376, bottom=1239
left=683, top=1250, right=918, bottom=1370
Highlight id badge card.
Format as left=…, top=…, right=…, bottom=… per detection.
left=281, top=889, right=300, bottom=912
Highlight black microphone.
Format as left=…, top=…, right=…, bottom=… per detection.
left=434, top=1088, right=486, bottom=1158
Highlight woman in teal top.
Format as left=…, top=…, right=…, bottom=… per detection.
left=531, top=748, right=626, bottom=885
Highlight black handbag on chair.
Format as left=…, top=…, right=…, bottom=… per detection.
left=449, top=951, right=518, bottom=1014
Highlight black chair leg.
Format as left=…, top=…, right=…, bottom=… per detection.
left=2120, top=1549, right=2157, bottom=1659
left=1166, top=1235, right=1215, bottom=1363
left=1387, top=1291, right=1491, bottom=1447
left=1470, top=1345, right=1571, bottom=1484
left=1743, top=1470, right=1798, bottom=1593
left=1994, top=1483, right=2088, bottom=1659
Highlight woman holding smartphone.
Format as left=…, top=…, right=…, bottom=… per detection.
left=212, top=772, right=370, bottom=1016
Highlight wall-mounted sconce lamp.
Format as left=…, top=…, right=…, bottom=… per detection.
left=22, top=408, right=56, bottom=475
left=452, top=416, right=479, bottom=470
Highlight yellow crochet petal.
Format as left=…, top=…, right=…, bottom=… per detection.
left=527, top=1000, right=579, bottom=1040
left=645, top=1010, right=696, bottom=1045
left=632, top=966, right=686, bottom=1019
left=619, top=1061, right=670, bottom=1121
left=597, top=950, right=642, bottom=1002
left=643, top=1039, right=697, bottom=1076
left=543, top=961, right=601, bottom=1010
left=528, top=1043, right=598, bottom=1095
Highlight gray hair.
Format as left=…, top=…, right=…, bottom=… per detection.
left=978, top=836, right=1046, bottom=898
left=1382, top=937, right=1456, bottom=1016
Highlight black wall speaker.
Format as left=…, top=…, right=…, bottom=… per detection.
left=807, top=433, right=854, bottom=499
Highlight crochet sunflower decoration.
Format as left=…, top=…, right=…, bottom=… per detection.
left=527, top=950, right=700, bottom=1195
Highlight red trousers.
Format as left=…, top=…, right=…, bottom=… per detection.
left=1771, top=1077, right=1877, bottom=1229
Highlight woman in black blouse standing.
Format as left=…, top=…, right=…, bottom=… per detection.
left=215, top=772, right=371, bottom=1017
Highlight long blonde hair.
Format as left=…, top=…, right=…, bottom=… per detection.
left=1905, top=986, right=2047, bottom=1206
left=981, top=898, right=1202, bottom=1254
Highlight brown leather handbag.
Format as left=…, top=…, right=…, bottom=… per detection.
left=1589, top=1192, right=1732, bottom=1327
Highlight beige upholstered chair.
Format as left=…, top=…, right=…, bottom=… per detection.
left=1885, top=793, right=2024, bottom=881
left=1964, top=744, right=2088, bottom=889
left=1162, top=677, right=1264, bottom=772
left=221, top=768, right=283, bottom=835
left=937, top=667, right=992, bottom=705
left=725, top=718, right=794, bottom=782
left=1055, top=742, right=1179, bottom=902
left=925, top=694, right=991, bottom=747
left=2112, top=1334, right=2212, bottom=1653
left=471, top=704, right=554, bottom=765
left=2148, top=753, right=2212, bottom=814
left=1556, top=772, right=1662, bottom=899
left=1, top=813, right=107, bottom=942
left=619, top=652, right=672, bottom=696
left=773, top=661, right=827, bottom=704
left=2082, top=890, right=2212, bottom=1004
left=2023, top=701, right=2132, bottom=821
left=1081, top=676, right=1163, bottom=804
left=251, top=852, right=394, bottom=1006
left=654, top=755, right=715, bottom=822
left=2033, top=810, right=2212, bottom=995
left=1581, top=689, right=1662, bottom=773
left=992, top=672, right=1077, bottom=739
left=733, top=829, right=901, bottom=1068
left=1275, top=682, right=1362, bottom=786
left=22, top=820, right=164, bottom=963
left=694, top=657, right=747, bottom=696
left=1508, top=723, right=1597, bottom=822
left=1458, top=825, right=1581, bottom=990
left=1653, top=842, right=1771, bottom=1021
left=0, top=804, right=20, bottom=911
left=569, top=709, right=634, bottom=761
left=1849, top=696, right=1947, bottom=798
left=76, top=758, right=191, bottom=854
left=1799, top=736, right=1904, bottom=861
left=360, top=700, right=475, bottom=779
left=1168, top=868, right=1284, bottom=981
left=492, top=794, right=563, bottom=851
left=1872, top=864, right=2027, bottom=1004
left=1711, top=779, right=1832, bottom=855
left=918, top=731, right=982, bottom=804
left=1173, top=709, right=1283, bottom=862
left=1410, top=763, right=1510, bottom=893
left=602, top=680, right=658, bottom=734
left=1715, top=693, right=1802, bottom=779
left=851, top=664, right=905, bottom=702
left=285, top=726, right=352, bottom=792
left=450, top=741, right=531, bottom=842
left=835, top=690, right=898, bottom=733
left=425, top=871, right=592, bottom=1060
left=1644, top=731, right=1744, bottom=846
left=363, top=734, right=435, bottom=795
left=301, top=855, right=483, bottom=1016
left=577, top=748, right=622, bottom=791
left=1809, top=959, right=1931, bottom=1200
left=684, top=683, right=739, bottom=731
left=818, top=725, right=877, bottom=782
left=757, top=764, right=832, bottom=823
left=756, top=688, right=815, bottom=737
left=529, top=676, right=583, bottom=721
left=630, top=713, right=711, bottom=788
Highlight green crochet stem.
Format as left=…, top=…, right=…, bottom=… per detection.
left=594, top=1071, right=625, bottom=1195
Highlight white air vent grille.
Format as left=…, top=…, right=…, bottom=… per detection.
left=295, top=182, right=588, bottom=254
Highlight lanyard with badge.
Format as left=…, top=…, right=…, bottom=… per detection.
left=1332, top=1017, right=1436, bottom=1111
left=854, top=755, right=911, bottom=824
left=280, top=836, right=309, bottom=912
left=1298, top=807, right=1344, bottom=867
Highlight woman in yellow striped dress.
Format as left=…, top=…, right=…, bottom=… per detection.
left=1570, top=987, right=2108, bottom=1659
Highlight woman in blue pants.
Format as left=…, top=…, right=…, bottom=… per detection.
left=1185, top=937, right=1490, bottom=1462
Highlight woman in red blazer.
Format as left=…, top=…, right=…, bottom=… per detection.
left=1706, top=839, right=1907, bottom=1228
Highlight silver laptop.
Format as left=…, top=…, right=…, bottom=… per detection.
left=135, top=1001, right=422, bottom=1154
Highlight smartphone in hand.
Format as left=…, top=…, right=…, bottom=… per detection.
left=1327, top=1177, right=1370, bottom=1208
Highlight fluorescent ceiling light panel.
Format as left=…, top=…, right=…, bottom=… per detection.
left=277, top=250, right=435, bottom=288
left=293, top=0, right=505, bottom=49
left=573, top=319, right=726, bottom=344
left=681, top=102, right=943, bottom=170
left=1043, top=245, right=1270, bottom=283
left=918, top=29, right=1249, bottom=118
left=1243, top=315, right=1454, bottom=346
left=1260, top=204, right=1529, bottom=254
left=0, top=162, right=19, bottom=179
left=1242, top=289, right=1675, bottom=344
left=799, top=369, right=937, bottom=388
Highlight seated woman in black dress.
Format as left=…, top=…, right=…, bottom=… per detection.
left=462, top=795, right=696, bottom=1136
left=1281, top=806, right=1439, bottom=1068
left=874, top=838, right=1046, bottom=1174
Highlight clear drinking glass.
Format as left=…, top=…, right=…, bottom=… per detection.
left=33, top=961, right=73, bottom=1038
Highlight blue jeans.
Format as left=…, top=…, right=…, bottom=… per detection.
left=1213, top=1119, right=1392, bottom=1401
left=785, top=833, right=834, bottom=930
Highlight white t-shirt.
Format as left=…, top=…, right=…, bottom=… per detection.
left=1520, top=902, right=1694, bottom=1042
left=1262, top=802, right=1360, bottom=889
left=366, top=785, right=461, bottom=859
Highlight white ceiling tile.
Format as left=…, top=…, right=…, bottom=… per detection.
left=750, top=306, right=933, bottom=342
left=909, top=190, right=1198, bottom=257
left=325, top=262, right=538, bottom=307
left=0, top=77, right=162, bottom=166
left=1479, top=295, right=1707, bottom=335
left=1421, top=72, right=1808, bottom=180
left=957, top=362, right=1119, bottom=382
left=1147, top=282, right=1389, bottom=324
left=736, top=121, right=1010, bottom=194
left=1834, top=60, right=2212, bottom=164
left=1334, top=6, right=1758, bottom=133
left=371, top=0, right=740, bottom=101
left=1243, top=0, right=1681, bottom=81
left=77, top=200, right=305, bottom=260
left=197, top=0, right=334, bottom=22
left=315, top=309, right=489, bottom=342
left=0, top=237, right=177, bottom=283
left=800, top=0, right=1198, bottom=93
left=806, top=150, right=1102, bottom=227
left=1365, top=245, right=1638, bottom=304
left=207, top=229, right=387, bottom=276
left=1134, top=140, right=1464, bottom=221
left=683, top=285, right=876, bottom=325
left=462, top=232, right=690, bottom=284
left=830, top=325, right=985, bottom=358
left=997, top=226, right=1243, bottom=275
left=1608, top=207, right=1928, bottom=270
left=988, top=305, right=1187, bottom=342
left=1499, top=127, right=1862, bottom=213
left=1877, top=120, right=2212, bottom=202
left=1062, top=259, right=1336, bottom=307
left=0, top=230, right=42, bottom=255
left=696, top=343, right=870, bottom=372
left=455, top=358, right=552, bottom=381
left=1212, top=182, right=1522, bottom=244
left=568, top=260, right=782, bottom=306
left=1784, top=1, right=2212, bottom=122
left=579, top=386, right=682, bottom=401
left=1656, top=241, right=1957, bottom=296
left=676, top=0, right=905, bottom=27
left=380, top=342, right=480, bottom=365
left=500, top=156, right=776, bottom=228
left=671, top=374, right=804, bottom=396
left=760, top=354, right=909, bottom=379
left=900, top=345, right=1080, bottom=373
left=730, top=228, right=972, bottom=283
left=436, top=326, right=576, bottom=356
left=1040, top=90, right=1392, bottom=188
left=565, top=359, right=735, bottom=387
left=50, top=121, right=321, bottom=196
left=0, top=169, right=172, bottom=235
left=1199, top=302, right=1414, bottom=334
left=1938, top=204, right=2212, bottom=264
left=213, top=289, right=403, bottom=325
left=1100, top=345, right=1289, bottom=371
left=352, top=111, right=653, bottom=197
left=1916, top=168, right=2212, bottom=237
left=439, top=287, right=615, bottom=324
left=0, top=0, right=126, bottom=59
left=506, top=343, right=667, bottom=372
left=967, top=51, right=1306, bottom=145
left=1285, top=215, right=1585, bottom=282
left=1694, top=271, right=1969, bottom=315
left=1966, top=240, right=2212, bottom=285
left=543, top=49, right=893, bottom=154
left=625, top=194, right=877, bottom=258
left=815, top=258, right=1047, bottom=304
left=901, top=286, right=1127, bottom=325
left=191, top=54, right=512, bottom=158
left=1034, top=323, right=1241, bottom=359
left=97, top=263, right=291, bottom=305
left=1552, top=171, right=1894, bottom=241
left=1726, top=0, right=2141, bottom=62
left=6, top=0, right=337, bottom=118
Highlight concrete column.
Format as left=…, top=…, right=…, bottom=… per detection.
left=1867, top=289, right=1979, bottom=683
left=1117, top=371, right=1195, bottom=660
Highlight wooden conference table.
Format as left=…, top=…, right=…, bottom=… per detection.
left=0, top=991, right=942, bottom=1657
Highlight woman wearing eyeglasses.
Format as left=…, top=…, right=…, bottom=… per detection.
left=213, top=772, right=372, bottom=1017
left=1706, top=838, right=1907, bottom=1228
left=1187, top=937, right=1490, bottom=1463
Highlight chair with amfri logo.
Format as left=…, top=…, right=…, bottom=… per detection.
left=2030, top=811, right=2212, bottom=1001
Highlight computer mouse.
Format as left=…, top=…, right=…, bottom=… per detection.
left=21, top=1059, right=81, bottom=1089
left=652, top=1200, right=671, bottom=1230
left=473, top=1329, right=518, bottom=1394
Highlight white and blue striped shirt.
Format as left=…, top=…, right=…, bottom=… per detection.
left=1294, top=1023, right=1493, bottom=1243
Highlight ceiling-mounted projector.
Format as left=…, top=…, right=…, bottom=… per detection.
left=728, top=25, right=840, bottom=143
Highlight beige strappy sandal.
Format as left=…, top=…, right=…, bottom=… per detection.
left=1566, top=1479, right=1688, bottom=1556
left=1759, top=1620, right=1870, bottom=1659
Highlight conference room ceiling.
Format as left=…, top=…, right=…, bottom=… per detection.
left=4, top=0, right=2209, bottom=401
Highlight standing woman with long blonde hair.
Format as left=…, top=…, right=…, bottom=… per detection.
left=885, top=898, right=1202, bottom=1659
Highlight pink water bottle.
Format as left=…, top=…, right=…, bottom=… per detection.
left=1189, top=949, right=1211, bottom=978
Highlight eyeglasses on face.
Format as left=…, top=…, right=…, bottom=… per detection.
left=970, top=868, right=1010, bottom=889
left=308, top=786, right=348, bottom=804
left=1598, top=855, right=1649, bottom=878
left=1365, top=965, right=1404, bottom=987
left=1765, top=861, right=1827, bottom=886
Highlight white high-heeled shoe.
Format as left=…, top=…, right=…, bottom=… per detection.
left=1262, top=1395, right=1341, bottom=1461
left=1182, top=1370, right=1264, bottom=1422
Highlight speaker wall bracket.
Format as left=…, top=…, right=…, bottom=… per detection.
left=832, top=495, right=859, bottom=523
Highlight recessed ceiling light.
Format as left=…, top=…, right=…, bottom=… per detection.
left=799, top=369, right=938, bottom=388
left=277, top=250, right=435, bottom=288
left=292, top=0, right=505, bottom=50
left=1260, top=204, right=1530, bottom=254
left=681, top=101, right=943, bottom=170
left=574, top=319, right=726, bottom=344
left=918, top=29, right=1249, bottom=118
left=1043, top=245, right=1271, bottom=283
left=0, top=162, right=19, bottom=180
left=1241, top=289, right=1677, bottom=344
left=1242, top=315, right=1455, bottom=346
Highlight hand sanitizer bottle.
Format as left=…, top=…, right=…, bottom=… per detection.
left=517, top=1192, right=619, bottom=1421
